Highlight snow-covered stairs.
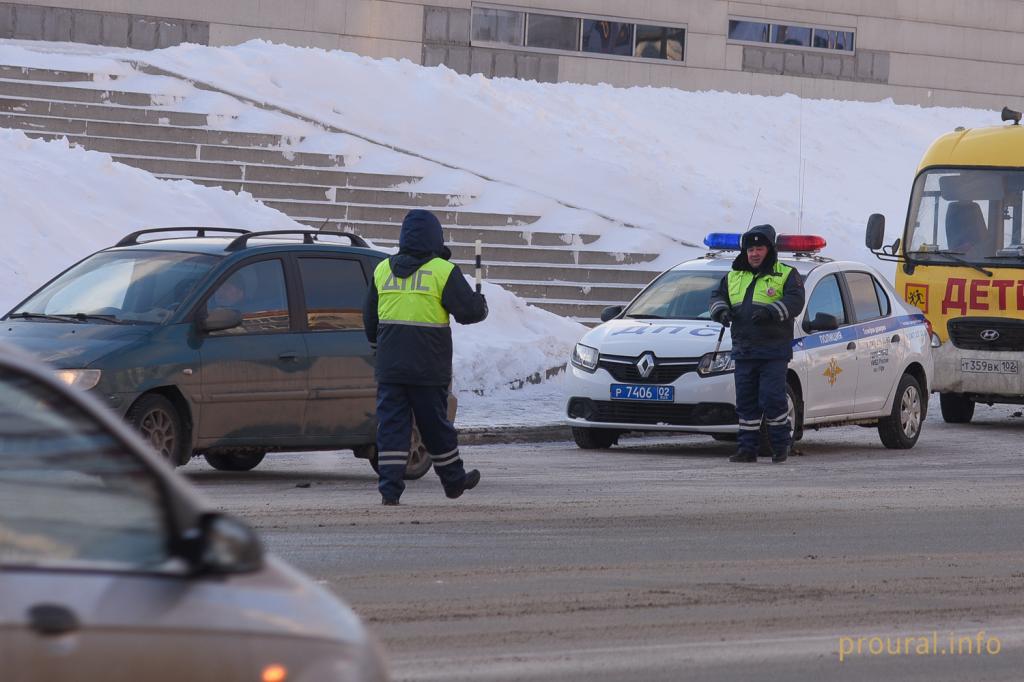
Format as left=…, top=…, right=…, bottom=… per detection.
left=0, top=62, right=664, bottom=323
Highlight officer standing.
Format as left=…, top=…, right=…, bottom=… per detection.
left=709, top=224, right=805, bottom=463
left=363, top=209, right=488, bottom=505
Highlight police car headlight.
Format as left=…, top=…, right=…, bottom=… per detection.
left=697, top=352, right=735, bottom=377
left=54, top=369, right=102, bottom=390
left=571, top=343, right=599, bottom=372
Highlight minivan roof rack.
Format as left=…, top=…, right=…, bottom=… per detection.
left=116, top=227, right=251, bottom=247
left=226, top=230, right=370, bottom=251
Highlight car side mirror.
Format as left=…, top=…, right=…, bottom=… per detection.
left=865, top=214, right=886, bottom=250
left=600, top=305, right=623, bottom=322
left=185, top=513, right=263, bottom=575
left=806, top=312, right=840, bottom=332
left=200, top=307, right=242, bottom=333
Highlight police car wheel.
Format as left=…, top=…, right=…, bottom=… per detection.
left=758, top=384, right=802, bottom=454
left=572, top=427, right=619, bottom=449
left=939, top=393, right=975, bottom=424
left=878, top=374, right=923, bottom=449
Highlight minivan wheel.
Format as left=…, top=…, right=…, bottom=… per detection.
left=126, top=394, right=185, bottom=464
left=878, top=374, right=923, bottom=449
left=203, top=450, right=266, bottom=472
left=362, top=426, right=432, bottom=481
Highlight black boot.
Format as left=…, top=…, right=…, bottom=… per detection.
left=729, top=450, right=757, bottom=463
left=445, top=469, right=481, bottom=499
left=772, top=446, right=789, bottom=464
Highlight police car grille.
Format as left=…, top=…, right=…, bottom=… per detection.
left=598, top=356, right=699, bottom=384
left=591, top=401, right=736, bottom=426
left=947, top=318, right=1024, bottom=351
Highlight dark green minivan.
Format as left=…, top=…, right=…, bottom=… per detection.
left=2, top=228, right=439, bottom=476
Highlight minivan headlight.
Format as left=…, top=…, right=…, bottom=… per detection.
left=571, top=343, right=599, bottom=372
left=55, top=369, right=102, bottom=390
left=697, top=352, right=734, bottom=377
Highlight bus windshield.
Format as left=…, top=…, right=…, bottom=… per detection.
left=905, top=168, right=1024, bottom=265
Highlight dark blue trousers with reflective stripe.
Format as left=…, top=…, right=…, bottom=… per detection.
left=734, top=358, right=791, bottom=455
left=376, top=383, right=467, bottom=501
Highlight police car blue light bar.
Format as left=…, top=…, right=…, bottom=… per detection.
left=703, top=233, right=742, bottom=250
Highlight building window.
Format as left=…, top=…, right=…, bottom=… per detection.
left=771, top=24, right=812, bottom=47
left=470, top=7, right=524, bottom=46
left=470, top=3, right=686, bottom=64
left=635, top=24, right=685, bottom=61
left=525, top=13, right=580, bottom=51
left=728, top=20, right=769, bottom=43
left=582, top=19, right=634, bottom=56
left=813, top=28, right=854, bottom=51
left=728, top=17, right=854, bottom=52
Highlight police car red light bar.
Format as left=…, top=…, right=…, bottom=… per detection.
left=776, top=235, right=826, bottom=252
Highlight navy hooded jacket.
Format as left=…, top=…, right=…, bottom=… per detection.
left=363, top=210, right=488, bottom=385
left=708, top=224, right=805, bottom=360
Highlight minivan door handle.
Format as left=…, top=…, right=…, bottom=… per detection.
left=890, top=334, right=901, bottom=343
left=28, top=604, right=79, bottom=636
left=846, top=341, right=857, bottom=350
left=278, top=352, right=299, bottom=362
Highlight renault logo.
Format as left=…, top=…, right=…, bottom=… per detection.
left=980, top=329, right=1000, bottom=342
left=636, top=352, right=656, bottom=379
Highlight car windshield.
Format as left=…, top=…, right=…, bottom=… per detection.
left=625, top=269, right=722, bottom=319
left=905, top=168, right=1024, bottom=265
left=9, top=250, right=220, bottom=325
left=0, top=368, right=174, bottom=571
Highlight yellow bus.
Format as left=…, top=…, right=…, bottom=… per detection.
left=866, top=106, right=1024, bottom=423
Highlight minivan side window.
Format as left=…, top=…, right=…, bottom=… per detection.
left=845, top=271, right=886, bottom=322
left=206, top=259, right=290, bottom=334
left=805, top=274, right=847, bottom=327
left=297, top=258, right=368, bottom=331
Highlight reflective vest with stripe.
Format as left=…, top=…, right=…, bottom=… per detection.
left=726, top=264, right=794, bottom=307
left=374, top=257, right=454, bottom=327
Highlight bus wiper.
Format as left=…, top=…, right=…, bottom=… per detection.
left=625, top=313, right=664, bottom=319
left=7, top=312, right=82, bottom=322
left=905, top=250, right=992, bottom=277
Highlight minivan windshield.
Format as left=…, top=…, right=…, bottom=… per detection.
left=905, top=168, right=1024, bottom=265
left=625, top=269, right=722, bottom=320
left=8, top=250, right=220, bottom=325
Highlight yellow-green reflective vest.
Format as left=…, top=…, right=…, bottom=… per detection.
left=374, top=257, right=454, bottom=327
left=726, top=264, right=794, bottom=307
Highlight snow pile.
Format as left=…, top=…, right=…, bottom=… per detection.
left=0, top=129, right=301, bottom=308
left=452, top=279, right=585, bottom=395
left=139, top=40, right=999, bottom=272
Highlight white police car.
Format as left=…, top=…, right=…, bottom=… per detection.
left=565, top=233, right=935, bottom=451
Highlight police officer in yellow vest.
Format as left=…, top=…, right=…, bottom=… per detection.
left=363, top=210, right=488, bottom=504
left=709, top=224, right=805, bottom=463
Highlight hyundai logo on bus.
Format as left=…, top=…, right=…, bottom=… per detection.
left=980, top=329, right=1001, bottom=341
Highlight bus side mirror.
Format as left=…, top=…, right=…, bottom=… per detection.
left=865, top=214, right=886, bottom=250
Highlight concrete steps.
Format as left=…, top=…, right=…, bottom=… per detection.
left=0, top=65, right=665, bottom=323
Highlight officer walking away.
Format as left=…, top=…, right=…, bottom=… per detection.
left=363, top=209, right=488, bottom=504
left=709, top=224, right=805, bottom=463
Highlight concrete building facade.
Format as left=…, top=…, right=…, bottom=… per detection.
left=2, top=1, right=1023, bottom=110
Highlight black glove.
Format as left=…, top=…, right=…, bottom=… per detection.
left=478, top=294, right=489, bottom=322
left=751, top=307, right=773, bottom=324
left=713, top=308, right=732, bottom=327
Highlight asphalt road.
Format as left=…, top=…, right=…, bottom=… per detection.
left=182, top=400, right=1024, bottom=681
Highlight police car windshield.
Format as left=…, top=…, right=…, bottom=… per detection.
left=8, top=250, right=220, bottom=325
left=626, top=270, right=721, bottom=320
left=906, top=168, right=1024, bottom=266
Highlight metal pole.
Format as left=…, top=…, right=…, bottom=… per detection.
left=475, top=239, right=482, bottom=294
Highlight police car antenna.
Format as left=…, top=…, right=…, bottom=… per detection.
left=745, top=188, right=762, bottom=230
